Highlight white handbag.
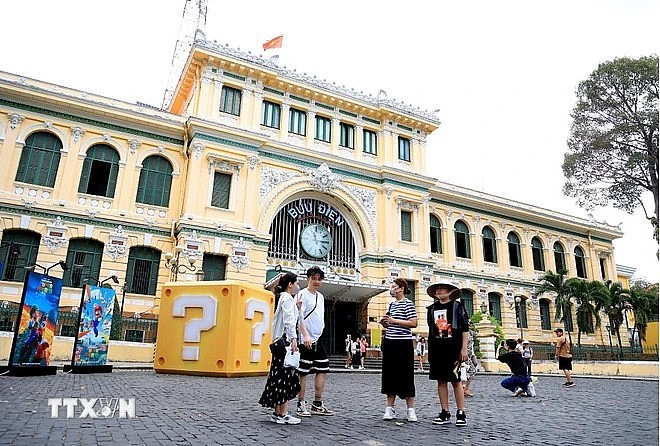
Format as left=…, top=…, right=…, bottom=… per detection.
left=284, top=347, right=300, bottom=369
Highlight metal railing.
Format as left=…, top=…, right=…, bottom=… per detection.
left=532, top=343, right=659, bottom=361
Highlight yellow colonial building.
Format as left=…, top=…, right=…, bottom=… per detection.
left=0, top=31, right=624, bottom=356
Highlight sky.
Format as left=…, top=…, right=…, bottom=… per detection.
left=1, top=0, right=658, bottom=283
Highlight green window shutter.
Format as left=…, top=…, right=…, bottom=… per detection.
left=78, top=157, right=93, bottom=193
left=0, top=229, right=41, bottom=282
left=63, top=238, right=104, bottom=287
left=127, top=246, right=160, bottom=295
left=461, top=290, right=474, bottom=316
left=16, top=132, right=62, bottom=187
left=489, top=293, right=502, bottom=324
left=202, top=254, right=227, bottom=281
left=107, top=161, right=119, bottom=197
left=211, top=172, right=232, bottom=209
left=401, top=211, right=412, bottom=242
left=540, top=300, right=551, bottom=330
left=430, top=214, right=442, bottom=253
left=136, top=155, right=173, bottom=206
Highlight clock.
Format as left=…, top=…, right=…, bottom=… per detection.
left=299, top=224, right=332, bottom=258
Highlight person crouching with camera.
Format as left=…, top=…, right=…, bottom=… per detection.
left=497, top=339, right=532, bottom=397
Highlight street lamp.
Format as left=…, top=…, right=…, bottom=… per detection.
left=605, top=324, right=614, bottom=359
left=164, top=246, right=200, bottom=281
left=45, top=260, right=68, bottom=275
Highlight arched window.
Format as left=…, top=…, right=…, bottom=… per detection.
left=539, top=299, right=551, bottom=330
left=553, top=242, right=566, bottom=273
left=507, top=232, right=522, bottom=267
left=15, top=131, right=63, bottom=187
left=126, top=246, right=161, bottom=295
left=63, top=238, right=104, bottom=288
left=78, top=144, right=120, bottom=197
left=430, top=214, right=442, bottom=254
left=136, top=155, right=173, bottom=207
left=461, top=289, right=474, bottom=317
left=531, top=237, right=545, bottom=271
left=482, top=226, right=497, bottom=263
left=454, top=220, right=471, bottom=259
left=574, top=246, right=587, bottom=278
left=0, top=229, right=40, bottom=282
left=488, top=292, right=502, bottom=324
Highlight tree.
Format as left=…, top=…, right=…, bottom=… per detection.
left=563, top=55, right=659, bottom=243
left=566, top=278, right=608, bottom=349
left=627, top=282, right=659, bottom=347
left=602, top=280, right=630, bottom=354
left=110, top=291, right=123, bottom=341
left=537, top=269, right=574, bottom=344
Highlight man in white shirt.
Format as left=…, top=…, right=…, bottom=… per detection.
left=296, top=267, right=334, bottom=417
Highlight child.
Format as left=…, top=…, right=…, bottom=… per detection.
left=497, top=339, right=533, bottom=397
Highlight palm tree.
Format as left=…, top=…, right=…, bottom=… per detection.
left=566, top=278, right=608, bottom=350
left=603, top=280, right=630, bottom=355
left=537, top=269, right=573, bottom=344
left=628, top=283, right=659, bottom=350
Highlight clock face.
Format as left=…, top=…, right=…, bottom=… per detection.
left=299, top=224, right=332, bottom=258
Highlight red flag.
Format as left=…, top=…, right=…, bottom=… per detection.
left=262, top=35, right=283, bottom=51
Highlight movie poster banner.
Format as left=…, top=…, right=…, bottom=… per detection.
left=73, top=284, right=116, bottom=366
left=10, top=271, right=63, bottom=367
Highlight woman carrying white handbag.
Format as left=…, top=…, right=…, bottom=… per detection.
left=259, top=271, right=302, bottom=424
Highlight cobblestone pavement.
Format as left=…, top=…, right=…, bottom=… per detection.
left=0, top=369, right=657, bottom=446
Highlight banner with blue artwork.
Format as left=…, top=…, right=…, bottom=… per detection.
left=73, top=284, right=116, bottom=366
left=10, top=271, right=63, bottom=366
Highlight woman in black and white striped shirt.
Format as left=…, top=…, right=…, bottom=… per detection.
left=379, top=278, right=418, bottom=422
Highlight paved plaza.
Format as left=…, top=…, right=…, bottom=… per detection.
left=0, top=368, right=657, bottom=446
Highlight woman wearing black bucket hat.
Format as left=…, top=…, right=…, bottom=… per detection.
left=425, top=279, right=470, bottom=426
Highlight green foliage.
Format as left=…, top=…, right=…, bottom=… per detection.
left=628, top=283, right=659, bottom=341
left=110, top=294, right=123, bottom=341
left=562, top=55, right=659, bottom=242
left=470, top=311, right=505, bottom=358
left=566, top=278, right=609, bottom=347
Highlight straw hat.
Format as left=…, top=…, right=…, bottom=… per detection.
left=426, top=279, right=461, bottom=299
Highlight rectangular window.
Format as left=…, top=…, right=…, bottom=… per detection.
left=401, top=211, right=412, bottom=242
left=599, top=258, right=607, bottom=280
left=131, top=259, right=153, bottom=295
left=288, top=108, right=307, bottom=136
left=363, top=129, right=377, bottom=154
left=540, top=301, right=551, bottom=330
left=211, top=172, right=232, bottom=209
left=203, top=254, right=227, bottom=281
left=261, top=101, right=281, bottom=128
left=314, top=115, right=331, bottom=143
left=339, top=122, right=354, bottom=149
left=398, top=136, right=411, bottom=162
left=220, top=86, right=242, bottom=115
left=124, top=329, right=144, bottom=343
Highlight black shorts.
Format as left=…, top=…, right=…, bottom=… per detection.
left=297, top=342, right=330, bottom=375
left=558, top=356, right=573, bottom=370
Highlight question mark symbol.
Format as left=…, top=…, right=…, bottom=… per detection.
left=245, top=298, right=270, bottom=363
left=172, top=295, right=217, bottom=361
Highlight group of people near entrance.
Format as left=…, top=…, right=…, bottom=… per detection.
left=260, top=270, right=575, bottom=426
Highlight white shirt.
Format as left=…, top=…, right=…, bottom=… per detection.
left=297, top=288, right=325, bottom=343
left=271, top=292, right=298, bottom=341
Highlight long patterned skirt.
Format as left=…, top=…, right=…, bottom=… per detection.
left=259, top=347, right=301, bottom=408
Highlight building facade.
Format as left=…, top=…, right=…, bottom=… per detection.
left=0, top=37, right=623, bottom=354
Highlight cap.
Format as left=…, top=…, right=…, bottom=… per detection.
left=426, top=279, right=461, bottom=299
left=522, top=340, right=530, bottom=344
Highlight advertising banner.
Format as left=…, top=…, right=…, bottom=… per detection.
left=10, top=271, right=63, bottom=366
left=72, top=284, right=116, bottom=366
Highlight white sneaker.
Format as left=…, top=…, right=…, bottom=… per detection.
left=406, top=408, right=418, bottom=422
left=276, top=413, right=301, bottom=425
left=513, top=388, right=525, bottom=397
left=383, top=407, right=396, bottom=421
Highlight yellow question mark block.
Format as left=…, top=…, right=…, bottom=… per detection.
left=154, top=281, right=274, bottom=377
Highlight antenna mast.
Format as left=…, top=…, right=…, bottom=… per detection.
left=162, top=0, right=208, bottom=110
